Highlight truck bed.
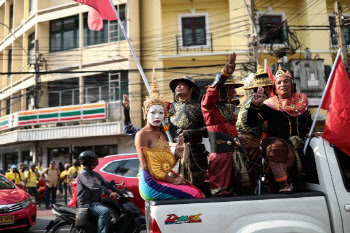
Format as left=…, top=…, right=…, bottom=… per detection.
left=147, top=191, right=332, bottom=233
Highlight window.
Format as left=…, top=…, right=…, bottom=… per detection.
left=103, top=159, right=139, bottom=178
left=28, top=32, right=35, bottom=65
left=22, top=151, right=32, bottom=168
left=4, top=153, right=18, bottom=172
left=48, top=72, right=128, bottom=107
left=50, top=16, right=79, bottom=52
left=181, top=16, right=207, bottom=47
left=9, top=5, right=13, bottom=30
left=84, top=5, right=126, bottom=46
left=48, top=78, right=79, bottom=107
left=329, top=16, right=350, bottom=46
left=6, top=98, right=10, bottom=115
left=259, top=14, right=286, bottom=44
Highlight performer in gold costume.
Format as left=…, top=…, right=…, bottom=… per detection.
left=135, top=71, right=203, bottom=200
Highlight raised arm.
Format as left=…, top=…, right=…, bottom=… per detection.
left=202, top=52, right=237, bottom=112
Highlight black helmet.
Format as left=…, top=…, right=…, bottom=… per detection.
left=79, top=151, right=98, bottom=167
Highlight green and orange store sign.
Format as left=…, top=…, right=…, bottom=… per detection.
left=0, top=102, right=107, bottom=131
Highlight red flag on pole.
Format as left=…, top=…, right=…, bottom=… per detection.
left=74, top=0, right=117, bottom=31
left=321, top=56, right=350, bottom=156
left=264, top=60, right=274, bottom=82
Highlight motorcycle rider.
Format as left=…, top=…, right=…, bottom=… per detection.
left=77, top=151, right=119, bottom=233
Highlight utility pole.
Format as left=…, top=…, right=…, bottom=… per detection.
left=334, top=1, right=349, bottom=74
left=244, top=0, right=259, bottom=70
left=34, top=40, right=40, bottom=109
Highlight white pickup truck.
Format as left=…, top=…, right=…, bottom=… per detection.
left=145, top=138, right=350, bottom=233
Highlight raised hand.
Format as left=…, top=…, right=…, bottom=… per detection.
left=223, top=52, right=237, bottom=76
left=174, top=136, right=185, bottom=160
left=252, top=87, right=265, bottom=105
left=122, top=94, right=130, bottom=109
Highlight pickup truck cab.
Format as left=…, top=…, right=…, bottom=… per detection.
left=145, top=138, right=350, bottom=233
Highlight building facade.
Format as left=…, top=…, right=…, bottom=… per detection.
left=0, top=0, right=348, bottom=170
left=0, top=0, right=142, bottom=170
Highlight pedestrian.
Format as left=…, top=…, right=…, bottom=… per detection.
left=25, top=165, right=40, bottom=204
left=5, top=165, right=21, bottom=185
left=19, top=163, right=27, bottom=188
left=42, top=161, right=60, bottom=209
left=58, top=162, right=64, bottom=194
left=36, top=161, right=44, bottom=175
left=60, top=163, right=71, bottom=205
left=68, top=159, right=81, bottom=182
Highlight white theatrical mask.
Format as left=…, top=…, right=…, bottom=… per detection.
left=147, top=105, right=165, bottom=127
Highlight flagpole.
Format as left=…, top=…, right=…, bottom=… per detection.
left=110, top=1, right=173, bottom=142
left=303, top=48, right=342, bottom=154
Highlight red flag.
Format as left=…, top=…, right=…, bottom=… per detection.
left=264, top=61, right=274, bottom=82
left=321, top=57, right=350, bottom=156
left=74, top=0, right=117, bottom=31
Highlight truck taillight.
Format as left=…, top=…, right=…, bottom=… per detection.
left=150, top=216, right=161, bottom=233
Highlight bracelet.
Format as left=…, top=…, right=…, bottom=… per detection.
left=221, top=68, right=231, bottom=77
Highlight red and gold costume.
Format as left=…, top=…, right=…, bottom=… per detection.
left=201, top=74, right=248, bottom=196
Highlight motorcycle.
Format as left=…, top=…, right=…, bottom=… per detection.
left=45, top=183, right=146, bottom=233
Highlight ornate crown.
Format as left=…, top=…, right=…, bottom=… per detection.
left=274, top=65, right=292, bottom=79
left=243, top=64, right=273, bottom=90
left=142, top=68, right=168, bottom=119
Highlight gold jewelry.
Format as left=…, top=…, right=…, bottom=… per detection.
left=221, top=68, right=231, bottom=77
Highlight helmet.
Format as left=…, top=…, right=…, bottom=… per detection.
left=11, top=165, right=18, bottom=170
left=79, top=151, right=98, bottom=167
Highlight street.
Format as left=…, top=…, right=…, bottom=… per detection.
left=23, top=207, right=55, bottom=233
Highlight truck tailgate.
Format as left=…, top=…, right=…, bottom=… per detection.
left=148, top=191, right=331, bottom=233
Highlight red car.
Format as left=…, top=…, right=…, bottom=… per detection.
left=68, top=153, right=144, bottom=213
left=0, top=174, right=37, bottom=231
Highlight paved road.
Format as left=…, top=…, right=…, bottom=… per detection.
left=14, top=193, right=67, bottom=233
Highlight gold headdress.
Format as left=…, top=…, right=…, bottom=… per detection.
left=244, top=64, right=273, bottom=90
left=142, top=68, right=168, bottom=119
left=274, top=65, right=292, bottom=79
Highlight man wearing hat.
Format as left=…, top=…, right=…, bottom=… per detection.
left=5, top=165, right=21, bottom=185
left=201, top=52, right=249, bottom=196
left=236, top=65, right=273, bottom=193
left=169, top=75, right=209, bottom=195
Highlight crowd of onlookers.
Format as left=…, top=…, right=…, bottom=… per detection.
left=1, top=160, right=82, bottom=209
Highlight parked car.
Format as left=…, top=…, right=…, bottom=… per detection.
left=0, top=174, right=36, bottom=231
left=68, top=153, right=144, bottom=213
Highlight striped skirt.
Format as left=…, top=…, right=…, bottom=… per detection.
left=139, top=169, right=202, bottom=201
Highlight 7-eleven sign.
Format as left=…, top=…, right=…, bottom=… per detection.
left=9, top=113, right=18, bottom=128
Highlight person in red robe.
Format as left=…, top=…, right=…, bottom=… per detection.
left=201, top=52, right=249, bottom=196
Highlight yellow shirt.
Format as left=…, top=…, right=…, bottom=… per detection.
left=60, top=170, right=69, bottom=184
left=36, top=166, right=44, bottom=173
left=25, top=170, right=38, bottom=187
left=5, top=171, right=21, bottom=185
left=19, top=171, right=25, bottom=181
left=67, top=166, right=81, bottom=179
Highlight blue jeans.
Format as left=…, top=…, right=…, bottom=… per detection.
left=90, top=202, right=111, bottom=233
left=45, top=186, right=57, bottom=208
